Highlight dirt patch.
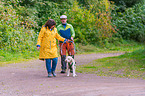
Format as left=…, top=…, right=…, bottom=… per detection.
left=0, top=53, right=145, bottom=96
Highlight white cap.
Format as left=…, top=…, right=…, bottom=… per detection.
left=60, top=15, right=67, bottom=19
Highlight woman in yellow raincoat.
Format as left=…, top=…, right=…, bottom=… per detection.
left=37, top=19, right=67, bottom=77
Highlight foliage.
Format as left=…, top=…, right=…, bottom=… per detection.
left=25, top=0, right=74, bottom=31
left=68, top=0, right=117, bottom=45
left=111, top=4, right=145, bottom=42
left=0, top=0, right=73, bottom=53
left=0, top=1, right=37, bottom=52
left=109, top=0, right=145, bottom=7
left=1, top=0, right=145, bottom=54
left=94, top=0, right=117, bottom=46
left=67, top=1, right=95, bottom=44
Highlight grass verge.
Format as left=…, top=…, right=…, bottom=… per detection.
left=76, top=40, right=145, bottom=54
left=0, top=49, right=39, bottom=66
left=77, top=48, right=145, bottom=79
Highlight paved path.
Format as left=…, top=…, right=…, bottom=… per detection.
left=0, top=53, right=145, bottom=96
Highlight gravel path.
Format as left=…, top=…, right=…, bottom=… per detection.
left=0, top=53, right=145, bottom=96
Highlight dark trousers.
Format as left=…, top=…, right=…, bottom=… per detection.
left=61, top=55, right=74, bottom=70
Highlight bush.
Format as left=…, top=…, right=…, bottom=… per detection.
left=109, top=0, right=144, bottom=7
left=31, top=0, right=73, bottom=31
left=68, top=0, right=117, bottom=45
left=0, top=0, right=74, bottom=52
left=2, top=0, right=141, bottom=54
left=0, top=2, right=37, bottom=52
left=111, top=4, right=145, bottom=42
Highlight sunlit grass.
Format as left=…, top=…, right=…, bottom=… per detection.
left=77, top=48, right=145, bottom=79
left=0, top=49, right=39, bottom=66
left=76, top=40, right=145, bottom=54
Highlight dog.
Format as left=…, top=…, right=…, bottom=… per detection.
left=65, top=56, right=77, bottom=77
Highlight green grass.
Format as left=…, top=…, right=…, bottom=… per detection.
left=0, top=49, right=39, bottom=66
left=76, top=40, right=145, bottom=54
left=77, top=48, right=145, bottom=79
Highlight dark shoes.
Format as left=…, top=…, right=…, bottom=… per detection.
left=60, top=69, right=66, bottom=73
left=48, top=72, right=52, bottom=77
left=60, top=69, right=73, bottom=73
left=52, top=71, right=56, bottom=77
left=48, top=71, right=56, bottom=77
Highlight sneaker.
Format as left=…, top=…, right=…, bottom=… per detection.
left=60, top=69, right=66, bottom=73
left=52, top=71, right=56, bottom=77
left=48, top=72, right=52, bottom=77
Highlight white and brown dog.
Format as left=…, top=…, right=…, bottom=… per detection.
left=65, top=56, right=77, bottom=77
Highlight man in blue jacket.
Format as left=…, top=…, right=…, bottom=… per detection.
left=57, top=15, right=75, bottom=73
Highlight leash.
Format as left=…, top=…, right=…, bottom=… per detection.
left=67, top=41, right=72, bottom=55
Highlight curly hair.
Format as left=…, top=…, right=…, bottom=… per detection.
left=44, top=19, right=56, bottom=29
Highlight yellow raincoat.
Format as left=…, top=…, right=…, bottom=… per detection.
left=37, top=26, right=65, bottom=60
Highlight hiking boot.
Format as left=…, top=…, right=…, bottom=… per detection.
left=60, top=69, right=66, bottom=73
left=48, top=72, right=52, bottom=77
left=52, top=71, right=56, bottom=77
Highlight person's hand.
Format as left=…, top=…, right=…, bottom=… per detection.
left=64, top=39, right=67, bottom=43
left=37, top=47, right=40, bottom=50
left=71, top=37, right=73, bottom=41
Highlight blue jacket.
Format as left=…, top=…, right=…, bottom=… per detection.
left=57, top=23, right=75, bottom=40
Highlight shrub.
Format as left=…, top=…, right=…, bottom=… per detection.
left=68, top=0, right=117, bottom=45
left=0, top=2, right=37, bottom=52
left=111, top=4, right=145, bottom=42
left=109, top=0, right=144, bottom=7
left=31, top=0, right=73, bottom=31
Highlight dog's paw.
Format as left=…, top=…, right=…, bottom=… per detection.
left=73, top=74, right=77, bottom=77
left=67, top=75, right=69, bottom=77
